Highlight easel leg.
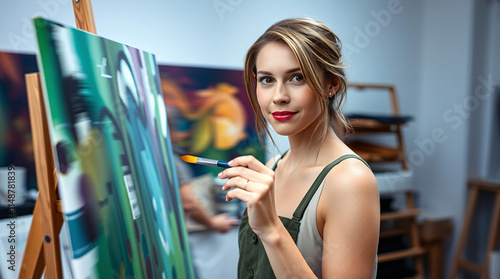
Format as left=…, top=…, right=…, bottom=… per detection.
left=449, top=185, right=479, bottom=279
left=19, top=203, right=45, bottom=278
left=19, top=73, right=63, bottom=279
left=482, top=192, right=500, bottom=279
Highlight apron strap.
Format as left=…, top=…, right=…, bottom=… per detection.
left=291, top=154, right=369, bottom=222
left=271, top=151, right=288, bottom=171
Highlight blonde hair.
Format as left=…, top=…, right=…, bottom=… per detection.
left=244, top=18, right=351, bottom=149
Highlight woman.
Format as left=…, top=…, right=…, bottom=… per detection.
left=218, top=18, right=380, bottom=278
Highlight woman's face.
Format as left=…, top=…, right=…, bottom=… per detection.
left=255, top=41, right=322, bottom=137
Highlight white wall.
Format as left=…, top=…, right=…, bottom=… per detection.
left=1, top=0, right=497, bottom=277
left=0, top=5, right=425, bottom=189
left=468, top=0, right=500, bottom=181
left=464, top=0, right=500, bottom=269
left=414, top=0, right=500, bottom=274
left=0, top=0, right=426, bottom=179
left=415, top=0, right=475, bottom=273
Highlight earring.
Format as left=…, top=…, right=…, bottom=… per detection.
left=328, top=92, right=333, bottom=97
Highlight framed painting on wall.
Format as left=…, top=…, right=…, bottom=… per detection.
left=159, top=65, right=265, bottom=178
left=0, top=52, right=39, bottom=193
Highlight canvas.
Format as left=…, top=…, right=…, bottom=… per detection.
left=34, top=17, right=194, bottom=278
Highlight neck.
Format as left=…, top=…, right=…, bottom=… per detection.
left=285, top=125, right=342, bottom=168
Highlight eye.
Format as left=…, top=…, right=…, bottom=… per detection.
left=290, top=74, right=304, bottom=83
left=258, top=76, right=274, bottom=85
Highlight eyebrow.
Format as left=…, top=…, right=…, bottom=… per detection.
left=256, top=67, right=302, bottom=75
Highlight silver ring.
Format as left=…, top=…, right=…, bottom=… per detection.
left=244, top=179, right=249, bottom=188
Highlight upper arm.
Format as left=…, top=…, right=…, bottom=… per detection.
left=320, top=160, right=380, bottom=278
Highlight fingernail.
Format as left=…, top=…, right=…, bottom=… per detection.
left=228, top=160, right=234, bottom=166
left=218, top=172, right=222, bottom=178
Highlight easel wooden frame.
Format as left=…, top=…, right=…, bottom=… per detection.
left=449, top=179, right=500, bottom=279
left=19, top=1, right=96, bottom=277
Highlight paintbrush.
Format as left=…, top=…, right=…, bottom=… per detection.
left=180, top=155, right=230, bottom=168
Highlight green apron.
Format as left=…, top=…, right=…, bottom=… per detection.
left=237, top=154, right=368, bottom=278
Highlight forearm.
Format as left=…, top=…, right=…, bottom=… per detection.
left=179, top=185, right=215, bottom=230
left=260, top=225, right=317, bottom=279
left=184, top=200, right=215, bottom=229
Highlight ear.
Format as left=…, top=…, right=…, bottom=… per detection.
left=325, top=76, right=341, bottom=98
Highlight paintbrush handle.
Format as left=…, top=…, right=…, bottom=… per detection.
left=216, top=161, right=230, bottom=168
left=196, top=157, right=230, bottom=168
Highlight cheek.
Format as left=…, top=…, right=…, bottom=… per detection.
left=300, top=89, right=321, bottom=111
left=256, top=90, right=274, bottom=123
left=256, top=89, right=268, bottom=110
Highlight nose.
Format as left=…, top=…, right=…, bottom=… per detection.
left=272, top=83, right=290, bottom=104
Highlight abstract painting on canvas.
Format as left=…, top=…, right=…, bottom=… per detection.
left=34, top=17, right=194, bottom=278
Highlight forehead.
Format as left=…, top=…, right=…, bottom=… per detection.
left=255, top=41, right=300, bottom=72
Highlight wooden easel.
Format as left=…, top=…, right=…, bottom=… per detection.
left=19, top=1, right=97, bottom=278
left=449, top=179, right=500, bottom=279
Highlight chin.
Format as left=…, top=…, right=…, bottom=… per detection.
left=271, top=127, right=297, bottom=137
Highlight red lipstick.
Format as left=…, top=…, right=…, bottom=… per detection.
left=271, top=111, right=297, bottom=121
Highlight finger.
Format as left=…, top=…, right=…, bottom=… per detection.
left=228, top=155, right=273, bottom=175
left=219, top=166, right=273, bottom=186
left=226, top=188, right=258, bottom=203
left=222, top=176, right=250, bottom=191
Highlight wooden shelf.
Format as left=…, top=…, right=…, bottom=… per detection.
left=347, top=140, right=401, bottom=163
left=346, top=83, right=411, bottom=170
left=456, top=259, right=483, bottom=274
left=349, top=118, right=401, bottom=133
left=378, top=247, right=426, bottom=263
left=380, top=209, right=420, bottom=221
left=379, top=228, right=410, bottom=238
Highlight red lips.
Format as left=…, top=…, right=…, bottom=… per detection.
left=271, top=111, right=297, bottom=121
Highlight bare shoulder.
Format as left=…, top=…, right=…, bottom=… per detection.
left=324, top=156, right=378, bottom=196
left=318, top=156, right=379, bottom=218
